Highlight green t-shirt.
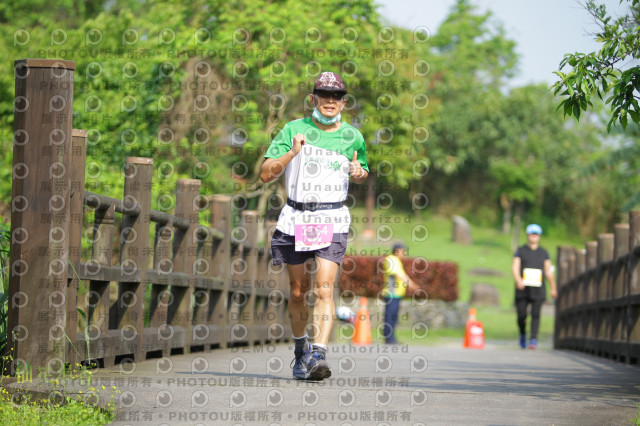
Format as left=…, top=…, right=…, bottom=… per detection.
left=264, top=117, right=368, bottom=235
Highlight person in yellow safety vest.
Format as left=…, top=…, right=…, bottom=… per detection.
left=380, top=242, right=419, bottom=344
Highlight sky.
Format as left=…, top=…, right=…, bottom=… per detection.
left=376, top=0, right=630, bottom=88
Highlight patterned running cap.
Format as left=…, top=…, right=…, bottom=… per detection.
left=313, top=71, right=347, bottom=94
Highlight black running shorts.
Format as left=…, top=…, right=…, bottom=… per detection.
left=270, top=229, right=348, bottom=266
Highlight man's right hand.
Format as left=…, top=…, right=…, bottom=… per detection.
left=291, top=133, right=305, bottom=155
left=515, top=279, right=525, bottom=291
left=260, top=133, right=306, bottom=183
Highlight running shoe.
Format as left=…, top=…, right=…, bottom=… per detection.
left=529, top=338, right=537, bottom=350
left=291, top=342, right=311, bottom=380
left=519, top=335, right=526, bottom=349
left=306, top=347, right=332, bottom=381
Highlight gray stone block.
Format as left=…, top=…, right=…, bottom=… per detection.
left=470, top=283, right=500, bottom=306
left=452, top=215, right=472, bottom=244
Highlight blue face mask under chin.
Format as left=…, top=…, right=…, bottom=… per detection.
left=312, top=107, right=341, bottom=125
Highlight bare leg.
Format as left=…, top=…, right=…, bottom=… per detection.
left=312, top=257, right=339, bottom=346
left=287, top=262, right=311, bottom=337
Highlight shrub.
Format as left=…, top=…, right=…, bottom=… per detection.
left=339, top=256, right=458, bottom=301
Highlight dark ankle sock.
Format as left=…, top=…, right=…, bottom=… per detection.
left=293, top=334, right=308, bottom=354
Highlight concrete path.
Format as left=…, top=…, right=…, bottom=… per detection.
left=7, top=340, right=640, bottom=425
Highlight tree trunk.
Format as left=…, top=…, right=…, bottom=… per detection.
left=500, top=193, right=512, bottom=235
left=510, top=202, right=524, bottom=253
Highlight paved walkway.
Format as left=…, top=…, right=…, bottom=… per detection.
left=6, top=340, right=640, bottom=425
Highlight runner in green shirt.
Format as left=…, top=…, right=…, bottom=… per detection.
left=260, top=72, right=369, bottom=380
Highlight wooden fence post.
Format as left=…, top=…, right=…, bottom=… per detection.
left=268, top=222, right=292, bottom=341
left=149, top=221, right=172, bottom=357
left=611, top=224, right=629, bottom=361
left=568, top=248, right=576, bottom=282
left=630, top=212, right=640, bottom=296
left=169, top=179, right=201, bottom=354
left=265, top=221, right=288, bottom=342
left=586, top=241, right=598, bottom=303
left=584, top=241, right=598, bottom=347
left=117, top=157, right=153, bottom=362
left=556, top=246, right=573, bottom=349
left=613, top=224, right=629, bottom=301
left=89, top=203, right=115, bottom=366
left=557, top=246, right=572, bottom=289
left=568, top=248, right=577, bottom=308
left=596, top=234, right=614, bottom=353
left=192, top=218, right=212, bottom=350
left=240, top=211, right=259, bottom=345
left=597, top=234, right=614, bottom=300
left=261, top=221, right=279, bottom=343
left=8, top=59, right=75, bottom=373
left=576, top=249, right=586, bottom=306
left=211, top=195, right=232, bottom=348
left=67, top=129, right=87, bottom=367
left=629, top=212, right=640, bottom=363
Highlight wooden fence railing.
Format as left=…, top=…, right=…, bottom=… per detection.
left=7, top=58, right=290, bottom=372
left=555, top=212, right=640, bottom=364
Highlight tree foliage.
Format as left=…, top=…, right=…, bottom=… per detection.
left=0, top=0, right=429, bottom=213
left=553, top=0, right=640, bottom=131
left=552, top=0, right=640, bottom=213
left=0, top=0, right=634, bottom=237
left=427, top=0, right=518, bottom=175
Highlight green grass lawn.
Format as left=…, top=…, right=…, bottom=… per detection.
left=346, top=207, right=576, bottom=346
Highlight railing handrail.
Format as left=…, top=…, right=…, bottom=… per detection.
left=554, top=211, right=640, bottom=365
left=7, top=58, right=291, bottom=373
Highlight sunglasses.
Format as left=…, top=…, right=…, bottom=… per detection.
left=314, top=91, right=345, bottom=100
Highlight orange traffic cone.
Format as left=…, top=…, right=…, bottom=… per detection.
left=352, top=297, right=372, bottom=345
left=463, top=308, right=485, bottom=349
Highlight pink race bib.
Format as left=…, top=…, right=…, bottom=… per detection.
left=294, top=223, right=333, bottom=252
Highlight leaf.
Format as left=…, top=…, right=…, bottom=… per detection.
left=552, top=70, right=566, bottom=79
left=572, top=102, right=581, bottom=120
left=77, top=307, right=88, bottom=329
left=580, top=79, right=589, bottom=95
left=596, top=88, right=603, bottom=100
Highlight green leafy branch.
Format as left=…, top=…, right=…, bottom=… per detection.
left=552, top=0, right=640, bottom=131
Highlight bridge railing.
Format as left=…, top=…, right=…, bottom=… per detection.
left=555, top=211, right=640, bottom=364
left=7, top=58, right=290, bottom=373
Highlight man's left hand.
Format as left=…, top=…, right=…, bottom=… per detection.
left=349, top=151, right=363, bottom=178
